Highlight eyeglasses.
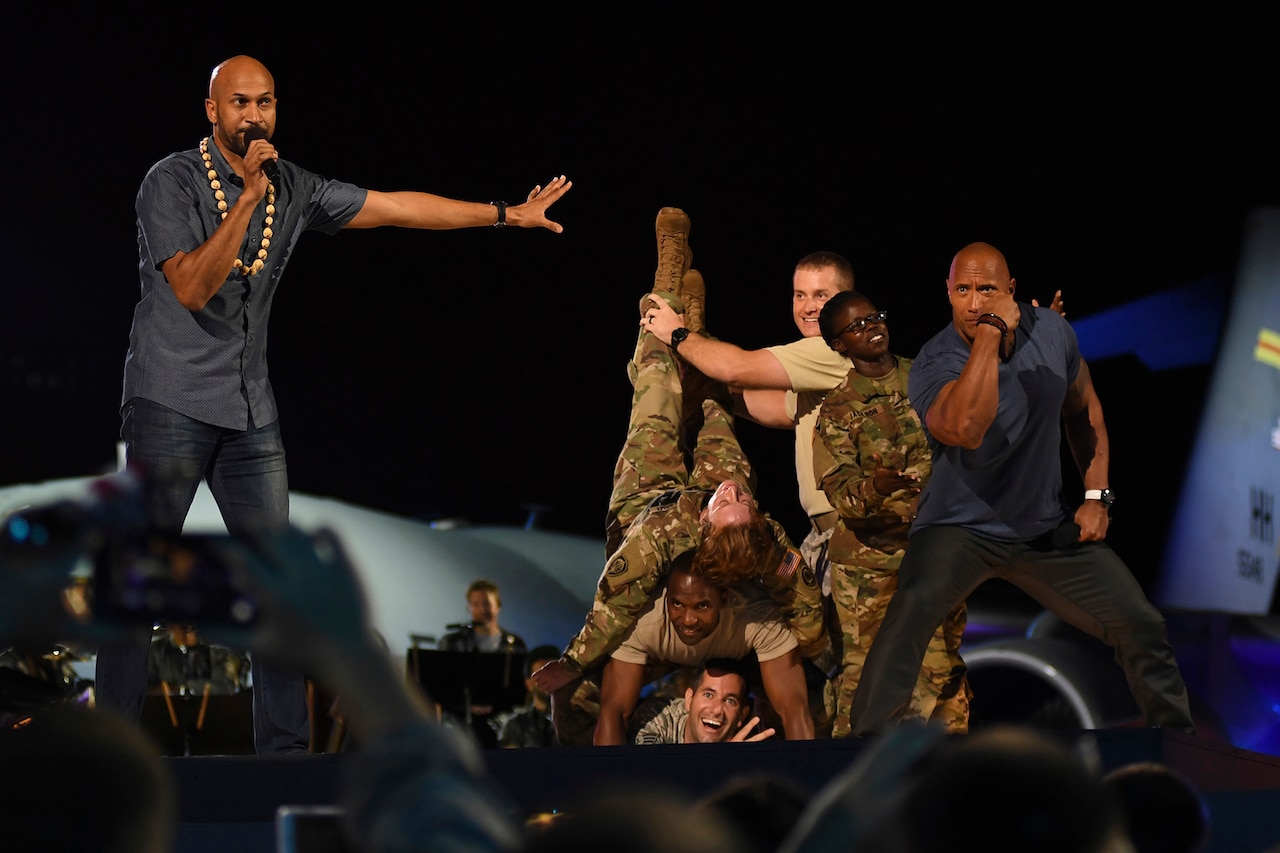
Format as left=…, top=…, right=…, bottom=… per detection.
left=837, top=310, right=888, bottom=336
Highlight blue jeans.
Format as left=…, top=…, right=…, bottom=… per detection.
left=95, top=398, right=310, bottom=754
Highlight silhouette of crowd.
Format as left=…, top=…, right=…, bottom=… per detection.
left=1, top=488, right=1219, bottom=852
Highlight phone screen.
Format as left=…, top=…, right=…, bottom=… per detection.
left=276, top=806, right=355, bottom=853
left=93, top=533, right=259, bottom=625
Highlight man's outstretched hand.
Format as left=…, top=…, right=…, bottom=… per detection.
left=511, top=175, right=573, bottom=233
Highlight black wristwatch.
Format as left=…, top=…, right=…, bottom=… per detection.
left=1084, top=488, right=1115, bottom=508
left=670, top=326, right=691, bottom=353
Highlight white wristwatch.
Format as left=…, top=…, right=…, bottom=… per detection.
left=1084, top=488, right=1115, bottom=508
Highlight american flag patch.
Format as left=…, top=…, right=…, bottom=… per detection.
left=775, top=548, right=801, bottom=581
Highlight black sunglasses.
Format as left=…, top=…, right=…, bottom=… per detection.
left=837, top=310, right=888, bottom=336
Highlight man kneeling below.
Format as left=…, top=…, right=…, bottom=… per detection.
left=633, top=659, right=776, bottom=744
left=559, top=555, right=814, bottom=745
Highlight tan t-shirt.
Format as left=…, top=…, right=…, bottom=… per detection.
left=611, top=587, right=798, bottom=666
left=766, top=336, right=853, bottom=519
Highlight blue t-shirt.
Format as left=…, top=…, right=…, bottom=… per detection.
left=123, top=139, right=367, bottom=430
left=908, top=304, right=1080, bottom=541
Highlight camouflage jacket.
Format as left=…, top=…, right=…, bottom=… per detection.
left=634, top=697, right=688, bottom=744
left=489, top=703, right=557, bottom=749
left=815, top=356, right=930, bottom=564
left=561, top=488, right=827, bottom=675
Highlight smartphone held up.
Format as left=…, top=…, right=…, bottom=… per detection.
left=1, top=468, right=261, bottom=628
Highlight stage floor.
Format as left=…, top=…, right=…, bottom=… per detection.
left=168, top=727, right=1280, bottom=853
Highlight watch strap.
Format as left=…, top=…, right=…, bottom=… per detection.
left=1085, top=488, right=1115, bottom=508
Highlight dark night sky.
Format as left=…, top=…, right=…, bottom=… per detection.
left=4, top=5, right=1276, bottom=581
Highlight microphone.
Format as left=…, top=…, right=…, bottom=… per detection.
left=445, top=623, right=472, bottom=631
left=243, top=127, right=280, bottom=184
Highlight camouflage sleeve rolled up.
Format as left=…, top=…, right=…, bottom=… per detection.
left=815, top=358, right=930, bottom=528
left=755, top=519, right=829, bottom=660
left=562, top=493, right=703, bottom=673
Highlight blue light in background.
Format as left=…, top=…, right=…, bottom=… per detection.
left=6, top=516, right=31, bottom=543
left=1070, top=274, right=1228, bottom=370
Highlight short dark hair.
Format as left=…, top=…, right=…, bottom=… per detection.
left=1, top=706, right=174, bottom=851
left=795, top=251, right=855, bottom=291
left=697, top=658, right=751, bottom=689
left=818, top=290, right=875, bottom=346
left=695, top=774, right=809, bottom=853
left=900, top=726, right=1123, bottom=852
left=466, top=579, right=501, bottom=605
left=526, top=644, right=562, bottom=677
left=1103, top=761, right=1210, bottom=853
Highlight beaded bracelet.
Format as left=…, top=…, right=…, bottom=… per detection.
left=976, top=312, right=1008, bottom=336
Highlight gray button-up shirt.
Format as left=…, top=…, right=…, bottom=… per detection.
left=123, top=138, right=367, bottom=430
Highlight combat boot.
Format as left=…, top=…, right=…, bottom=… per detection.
left=681, top=268, right=705, bottom=333
left=653, top=206, right=692, bottom=297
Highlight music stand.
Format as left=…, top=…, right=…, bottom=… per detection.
left=406, top=648, right=530, bottom=720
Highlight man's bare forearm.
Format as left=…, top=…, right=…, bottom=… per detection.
left=925, top=325, right=1003, bottom=448
left=164, top=196, right=260, bottom=310
left=759, top=650, right=815, bottom=740
left=593, top=710, right=628, bottom=745
left=779, top=703, right=816, bottom=740
left=643, top=296, right=793, bottom=389
left=673, top=334, right=793, bottom=389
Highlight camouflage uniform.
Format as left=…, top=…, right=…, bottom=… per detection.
left=552, top=323, right=827, bottom=745
left=633, top=696, right=689, bottom=744
left=488, top=703, right=557, bottom=748
left=815, top=355, right=970, bottom=737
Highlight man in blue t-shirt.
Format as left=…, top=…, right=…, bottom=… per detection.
left=848, top=241, right=1194, bottom=736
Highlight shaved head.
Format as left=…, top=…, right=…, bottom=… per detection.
left=209, top=55, right=273, bottom=99
left=948, top=242, right=1011, bottom=283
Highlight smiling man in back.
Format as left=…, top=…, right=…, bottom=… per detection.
left=634, top=658, right=776, bottom=744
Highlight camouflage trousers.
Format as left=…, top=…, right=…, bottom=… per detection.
left=604, top=318, right=753, bottom=554
left=799, top=525, right=840, bottom=681
left=827, top=560, right=971, bottom=736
